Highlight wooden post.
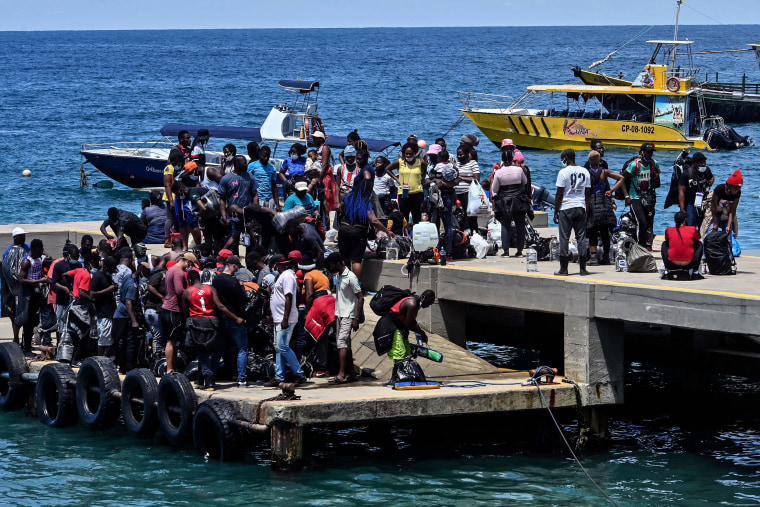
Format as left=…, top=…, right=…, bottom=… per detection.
left=270, top=421, right=303, bottom=471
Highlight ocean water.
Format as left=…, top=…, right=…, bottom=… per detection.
left=2, top=25, right=760, bottom=505
left=1, top=26, right=759, bottom=243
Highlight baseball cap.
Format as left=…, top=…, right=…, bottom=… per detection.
left=179, top=252, right=198, bottom=266
left=287, top=250, right=303, bottom=263
left=269, top=254, right=285, bottom=267
left=12, top=227, right=26, bottom=237
left=514, top=149, right=524, bottom=162
left=500, top=139, right=515, bottom=149
left=640, top=142, right=656, bottom=152
left=226, top=255, right=242, bottom=266
left=344, top=145, right=356, bottom=157
left=294, top=181, right=309, bottom=192
left=312, top=131, right=325, bottom=139
left=427, top=144, right=442, bottom=155
left=218, top=249, right=233, bottom=259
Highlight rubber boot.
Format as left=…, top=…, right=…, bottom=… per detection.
left=579, top=256, right=590, bottom=276
left=587, top=251, right=599, bottom=266
left=554, top=256, right=569, bottom=276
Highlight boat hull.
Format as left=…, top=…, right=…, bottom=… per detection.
left=82, top=151, right=167, bottom=189
left=462, top=110, right=710, bottom=151
left=574, top=68, right=760, bottom=123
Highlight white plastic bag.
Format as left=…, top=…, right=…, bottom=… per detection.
left=470, top=232, right=489, bottom=259
left=325, top=228, right=338, bottom=243
left=467, top=180, right=491, bottom=217
left=486, top=218, right=501, bottom=247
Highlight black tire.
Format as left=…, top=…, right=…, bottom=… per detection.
left=121, top=368, right=159, bottom=438
left=36, top=363, right=78, bottom=428
left=193, top=399, right=244, bottom=462
left=157, top=372, right=197, bottom=446
left=0, top=342, right=29, bottom=412
left=184, top=360, right=199, bottom=381
left=75, top=356, right=121, bottom=431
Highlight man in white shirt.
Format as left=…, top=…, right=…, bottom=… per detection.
left=265, top=255, right=306, bottom=387
left=554, top=149, right=591, bottom=276
left=326, top=252, right=363, bottom=384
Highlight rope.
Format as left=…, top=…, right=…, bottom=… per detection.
left=440, top=114, right=466, bottom=139
left=531, top=380, right=619, bottom=507
left=682, top=2, right=726, bottom=25
left=18, top=164, right=82, bottom=190
left=588, top=25, right=655, bottom=69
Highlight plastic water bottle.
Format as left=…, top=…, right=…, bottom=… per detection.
left=615, top=243, right=627, bottom=272
left=386, top=237, right=399, bottom=260
left=439, top=247, right=447, bottom=266
left=549, top=235, right=559, bottom=261
left=526, top=246, right=538, bottom=272
left=414, top=335, right=443, bottom=362
left=700, top=259, right=708, bottom=275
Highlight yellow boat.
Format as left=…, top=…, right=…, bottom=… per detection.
left=460, top=61, right=712, bottom=152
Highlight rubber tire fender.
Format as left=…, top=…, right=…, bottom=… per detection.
left=193, top=399, right=244, bottom=462
left=75, top=356, right=122, bottom=431
left=121, top=368, right=159, bottom=438
left=157, top=372, right=197, bottom=446
left=0, top=342, right=29, bottom=412
left=36, top=362, right=78, bottom=428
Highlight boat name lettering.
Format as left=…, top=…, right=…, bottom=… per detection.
left=145, top=165, right=163, bottom=174
left=621, top=124, right=655, bottom=135
left=562, top=119, right=591, bottom=137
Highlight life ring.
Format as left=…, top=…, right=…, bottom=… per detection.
left=76, top=356, right=122, bottom=430
left=0, top=343, right=28, bottom=412
left=36, top=363, right=78, bottom=428
left=666, top=77, right=681, bottom=92
left=311, top=116, right=325, bottom=135
left=157, top=372, right=197, bottom=446
left=193, top=399, right=245, bottom=462
left=121, top=368, right=159, bottom=438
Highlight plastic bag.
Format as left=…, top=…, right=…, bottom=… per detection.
left=391, top=357, right=426, bottom=383
left=487, top=218, right=501, bottom=247
left=731, top=234, right=741, bottom=257
left=272, top=205, right=308, bottom=234
left=470, top=232, right=489, bottom=259
left=623, top=238, right=658, bottom=273
left=325, top=228, right=338, bottom=243
left=466, top=180, right=491, bottom=217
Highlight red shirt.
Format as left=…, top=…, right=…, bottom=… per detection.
left=665, top=226, right=701, bottom=262
left=390, top=296, right=416, bottom=324
left=188, top=285, right=215, bottom=317
left=65, top=268, right=91, bottom=298
left=305, top=295, right=335, bottom=341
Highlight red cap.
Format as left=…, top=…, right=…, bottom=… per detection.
left=218, top=249, right=233, bottom=259
left=726, top=170, right=743, bottom=187
left=287, top=250, right=303, bottom=263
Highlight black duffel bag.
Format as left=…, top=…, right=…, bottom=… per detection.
left=704, top=231, right=736, bottom=275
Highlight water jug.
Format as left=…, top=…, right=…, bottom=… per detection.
left=526, top=246, right=538, bottom=272
left=549, top=235, right=559, bottom=261
left=412, top=222, right=438, bottom=251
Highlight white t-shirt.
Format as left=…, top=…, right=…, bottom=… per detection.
left=373, top=173, right=395, bottom=197
left=270, top=269, right=299, bottom=324
left=455, top=160, right=480, bottom=194
left=555, top=165, right=590, bottom=210
left=335, top=267, right=361, bottom=318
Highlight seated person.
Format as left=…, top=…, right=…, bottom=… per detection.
left=662, top=211, right=703, bottom=275
left=283, top=181, right=317, bottom=217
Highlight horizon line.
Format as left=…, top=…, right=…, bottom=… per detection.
left=2, top=23, right=758, bottom=33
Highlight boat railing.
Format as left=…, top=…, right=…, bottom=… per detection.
left=699, top=79, right=760, bottom=96
left=81, top=141, right=175, bottom=156
left=665, top=67, right=700, bottom=81
left=457, top=91, right=517, bottom=111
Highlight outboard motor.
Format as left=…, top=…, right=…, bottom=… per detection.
left=531, top=183, right=555, bottom=210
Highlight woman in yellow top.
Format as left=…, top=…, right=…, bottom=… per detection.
left=386, top=142, right=428, bottom=225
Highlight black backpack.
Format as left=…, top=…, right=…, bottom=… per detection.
left=370, top=285, right=414, bottom=316
left=613, top=156, right=637, bottom=201
left=704, top=231, right=736, bottom=275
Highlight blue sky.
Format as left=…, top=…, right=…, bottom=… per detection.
left=1, top=0, right=756, bottom=30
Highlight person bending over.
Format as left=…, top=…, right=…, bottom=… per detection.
left=662, top=211, right=703, bottom=278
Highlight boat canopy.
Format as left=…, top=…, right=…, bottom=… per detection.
left=646, top=40, right=694, bottom=45
left=527, top=84, right=689, bottom=96
left=160, top=123, right=399, bottom=153
left=160, top=123, right=262, bottom=142
left=278, top=80, right=320, bottom=93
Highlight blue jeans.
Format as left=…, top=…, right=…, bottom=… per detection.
left=144, top=308, right=162, bottom=353
left=222, top=320, right=248, bottom=383
left=197, top=339, right=224, bottom=384
left=437, top=191, right=455, bottom=254
left=274, top=323, right=303, bottom=381
left=685, top=203, right=699, bottom=229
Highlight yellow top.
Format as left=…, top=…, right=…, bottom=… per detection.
left=162, top=164, right=175, bottom=201
left=398, top=159, right=423, bottom=194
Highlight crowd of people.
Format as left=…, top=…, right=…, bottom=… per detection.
left=0, top=129, right=744, bottom=389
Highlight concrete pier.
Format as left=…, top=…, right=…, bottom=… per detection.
left=3, top=219, right=760, bottom=468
